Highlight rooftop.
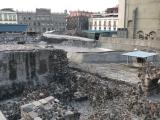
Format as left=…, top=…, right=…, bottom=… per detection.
left=122, top=50, right=158, bottom=58
left=0, top=8, right=15, bottom=12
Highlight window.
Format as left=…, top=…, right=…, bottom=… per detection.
left=28, top=17, right=31, bottom=20
left=9, top=15, right=12, bottom=21
left=4, top=14, right=8, bottom=21
left=114, top=21, right=116, bottom=27
left=108, top=21, right=111, bottom=27
left=109, top=27, right=111, bottom=31
left=99, top=21, right=101, bottom=26
left=128, top=20, right=132, bottom=28
left=104, top=21, right=106, bottom=26
left=104, top=27, right=106, bottom=30
left=99, top=27, right=101, bottom=30
left=94, top=27, right=97, bottom=30
left=13, top=15, right=16, bottom=21
left=94, top=21, right=97, bottom=26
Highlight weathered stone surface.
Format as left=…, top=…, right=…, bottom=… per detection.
left=124, top=87, right=160, bottom=120
left=21, top=96, right=80, bottom=120
left=138, top=63, right=160, bottom=96
left=0, top=46, right=69, bottom=100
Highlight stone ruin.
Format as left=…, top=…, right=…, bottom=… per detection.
left=138, top=62, right=160, bottom=96
left=20, top=96, right=80, bottom=120
left=1, top=43, right=160, bottom=119
left=0, top=45, right=70, bottom=100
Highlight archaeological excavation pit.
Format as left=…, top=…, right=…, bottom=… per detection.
left=0, top=44, right=160, bottom=120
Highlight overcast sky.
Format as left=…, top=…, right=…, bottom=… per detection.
left=0, top=0, right=118, bottom=13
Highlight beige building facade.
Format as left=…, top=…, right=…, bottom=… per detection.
left=118, top=0, right=160, bottom=39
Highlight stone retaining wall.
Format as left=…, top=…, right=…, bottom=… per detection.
left=99, top=37, right=160, bottom=51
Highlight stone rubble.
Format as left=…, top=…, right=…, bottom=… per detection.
left=124, top=87, right=160, bottom=120
left=138, top=63, right=160, bottom=95
left=1, top=66, right=160, bottom=120
left=0, top=43, right=160, bottom=120
left=70, top=69, right=132, bottom=120
left=21, top=96, right=80, bottom=120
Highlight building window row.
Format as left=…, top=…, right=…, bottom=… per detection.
left=92, top=20, right=117, bottom=26
left=92, top=26, right=117, bottom=31
left=0, top=14, right=17, bottom=21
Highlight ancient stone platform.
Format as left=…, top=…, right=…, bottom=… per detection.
left=21, top=96, right=80, bottom=120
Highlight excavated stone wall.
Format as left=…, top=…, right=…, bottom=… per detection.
left=0, top=49, right=69, bottom=100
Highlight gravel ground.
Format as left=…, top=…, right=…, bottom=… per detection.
left=70, top=63, right=140, bottom=85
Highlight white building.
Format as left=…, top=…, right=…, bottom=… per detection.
left=89, top=17, right=118, bottom=31
left=89, top=7, right=118, bottom=31
left=0, top=8, right=18, bottom=24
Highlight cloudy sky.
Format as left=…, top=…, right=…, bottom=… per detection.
left=0, top=0, right=118, bottom=12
